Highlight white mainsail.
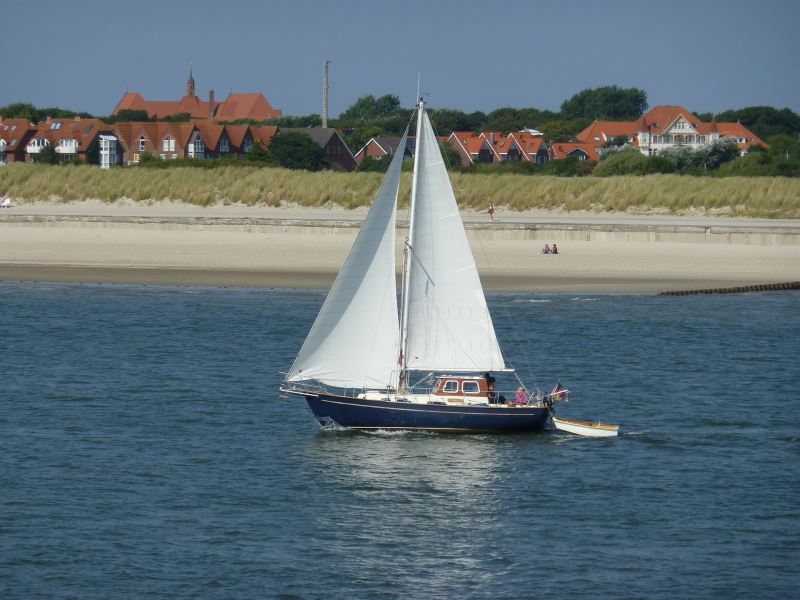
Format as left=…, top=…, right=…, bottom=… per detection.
left=286, top=132, right=408, bottom=388
left=402, top=107, right=506, bottom=373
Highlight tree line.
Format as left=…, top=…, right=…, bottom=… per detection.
left=3, top=85, right=800, bottom=175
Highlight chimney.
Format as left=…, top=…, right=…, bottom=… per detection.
left=209, top=89, right=215, bottom=119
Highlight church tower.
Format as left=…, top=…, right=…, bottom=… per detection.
left=187, top=66, right=195, bottom=97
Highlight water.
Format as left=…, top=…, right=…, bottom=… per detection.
left=1, top=282, right=798, bottom=599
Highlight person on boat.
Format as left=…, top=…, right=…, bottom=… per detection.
left=542, top=243, right=550, bottom=254
left=484, top=372, right=497, bottom=403
left=515, top=387, right=529, bottom=405
left=551, top=243, right=558, bottom=255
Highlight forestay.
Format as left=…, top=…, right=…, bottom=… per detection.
left=403, top=109, right=506, bottom=373
left=286, top=131, right=408, bottom=388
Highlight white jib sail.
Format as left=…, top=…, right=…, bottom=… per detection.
left=404, top=108, right=506, bottom=372
left=287, top=133, right=408, bottom=388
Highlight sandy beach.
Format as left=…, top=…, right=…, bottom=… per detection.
left=1, top=200, right=798, bottom=292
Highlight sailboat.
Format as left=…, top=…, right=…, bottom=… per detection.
left=281, top=99, right=551, bottom=433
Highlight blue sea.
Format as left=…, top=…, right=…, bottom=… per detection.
left=1, top=282, right=798, bottom=599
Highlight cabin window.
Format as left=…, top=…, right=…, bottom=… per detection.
left=462, top=381, right=480, bottom=394
left=442, top=380, right=458, bottom=393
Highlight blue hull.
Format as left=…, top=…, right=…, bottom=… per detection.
left=304, top=393, right=550, bottom=433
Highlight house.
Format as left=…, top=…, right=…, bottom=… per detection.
left=0, top=117, right=37, bottom=164
left=577, top=106, right=766, bottom=156
left=354, top=135, right=415, bottom=163
left=447, top=132, right=501, bottom=166
left=112, top=120, right=278, bottom=165
left=447, top=130, right=549, bottom=166
left=549, top=142, right=600, bottom=162
left=506, top=131, right=549, bottom=164
left=112, top=68, right=282, bottom=121
left=22, top=117, right=118, bottom=167
left=280, top=127, right=357, bottom=171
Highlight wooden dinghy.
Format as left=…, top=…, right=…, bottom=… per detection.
left=552, top=416, right=619, bottom=438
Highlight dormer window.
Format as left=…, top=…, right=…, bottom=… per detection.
left=162, top=136, right=175, bottom=152
left=219, top=136, right=229, bottom=152
left=138, top=136, right=146, bottom=151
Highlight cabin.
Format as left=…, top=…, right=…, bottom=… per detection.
left=430, top=375, right=507, bottom=405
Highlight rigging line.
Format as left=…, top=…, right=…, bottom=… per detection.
left=472, top=230, right=541, bottom=394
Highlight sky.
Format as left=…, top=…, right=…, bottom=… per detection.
left=1, top=0, right=798, bottom=118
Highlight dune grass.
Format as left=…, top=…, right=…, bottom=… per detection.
left=1, top=163, right=798, bottom=217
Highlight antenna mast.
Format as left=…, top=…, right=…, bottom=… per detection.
left=322, top=60, right=331, bottom=128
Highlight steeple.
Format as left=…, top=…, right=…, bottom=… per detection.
left=187, top=65, right=195, bottom=97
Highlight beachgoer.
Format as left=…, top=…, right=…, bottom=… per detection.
left=515, top=387, right=529, bottom=405
left=542, top=243, right=550, bottom=254
left=551, top=243, right=558, bottom=255
left=488, top=204, right=495, bottom=222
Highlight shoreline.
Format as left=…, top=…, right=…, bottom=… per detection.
left=2, top=201, right=799, bottom=292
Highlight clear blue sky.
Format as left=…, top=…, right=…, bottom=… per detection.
left=2, top=0, right=798, bottom=117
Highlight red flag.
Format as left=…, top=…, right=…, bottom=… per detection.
left=550, top=381, right=568, bottom=401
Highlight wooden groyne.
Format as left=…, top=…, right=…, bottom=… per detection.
left=660, top=282, right=800, bottom=295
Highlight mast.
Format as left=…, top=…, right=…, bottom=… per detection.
left=398, top=98, right=425, bottom=392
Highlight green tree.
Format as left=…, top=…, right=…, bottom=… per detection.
left=428, top=108, right=485, bottom=134
left=713, top=106, right=800, bottom=139
left=338, top=94, right=402, bottom=124
left=357, top=156, right=391, bottom=173
left=561, top=85, right=648, bottom=120
left=163, top=112, right=191, bottom=122
left=440, top=141, right=463, bottom=170
left=269, top=132, right=329, bottom=171
left=32, top=142, right=59, bottom=164
left=86, top=138, right=100, bottom=165
left=109, top=109, right=150, bottom=123
left=593, top=151, right=675, bottom=176
left=0, top=102, right=37, bottom=120
left=346, top=126, right=385, bottom=157
left=245, top=140, right=273, bottom=164
left=766, top=134, right=800, bottom=159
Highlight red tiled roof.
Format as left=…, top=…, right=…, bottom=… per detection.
left=550, top=142, right=600, bottom=161
left=0, top=118, right=37, bottom=151
left=29, top=118, right=109, bottom=152
left=224, top=125, right=250, bottom=148
left=508, top=132, right=547, bottom=161
left=250, top=125, right=278, bottom=149
left=576, top=105, right=766, bottom=150
left=113, top=91, right=281, bottom=121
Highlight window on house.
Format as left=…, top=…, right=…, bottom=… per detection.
left=133, top=153, right=139, bottom=163
left=160, top=154, right=166, bottom=160
left=244, top=138, right=252, bottom=152
left=50, top=122, right=62, bottom=130
left=220, top=137, right=229, bottom=152
left=163, top=137, right=175, bottom=152
left=139, top=137, right=146, bottom=151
